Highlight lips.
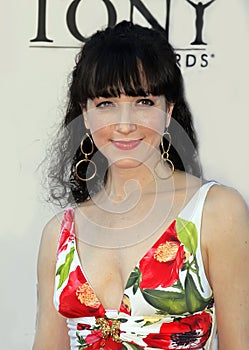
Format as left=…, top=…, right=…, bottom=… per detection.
left=112, top=139, right=142, bottom=150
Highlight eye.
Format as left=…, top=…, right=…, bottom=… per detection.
left=95, top=100, right=115, bottom=108
left=136, top=98, right=155, bottom=107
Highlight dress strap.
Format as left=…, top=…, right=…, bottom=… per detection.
left=180, top=180, right=218, bottom=299
left=57, top=208, right=75, bottom=256
left=198, top=180, right=218, bottom=211
left=181, top=180, right=218, bottom=223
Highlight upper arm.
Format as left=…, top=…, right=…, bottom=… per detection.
left=33, top=213, right=70, bottom=350
left=203, top=186, right=249, bottom=349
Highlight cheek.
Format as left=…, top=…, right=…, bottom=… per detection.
left=91, top=127, right=111, bottom=148
left=141, top=119, right=165, bottom=141
left=137, top=112, right=166, bottom=134
left=139, top=126, right=162, bottom=149
left=87, top=118, right=107, bottom=134
left=146, top=120, right=165, bottom=134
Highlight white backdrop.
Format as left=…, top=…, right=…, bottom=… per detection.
left=1, top=1, right=248, bottom=348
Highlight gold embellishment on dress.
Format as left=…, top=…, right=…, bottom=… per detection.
left=96, top=318, right=122, bottom=343
left=154, top=242, right=179, bottom=262
left=76, top=282, right=101, bottom=307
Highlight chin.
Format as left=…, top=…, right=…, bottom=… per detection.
left=110, top=158, right=144, bottom=169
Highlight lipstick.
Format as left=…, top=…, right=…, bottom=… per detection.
left=112, top=139, right=142, bottom=150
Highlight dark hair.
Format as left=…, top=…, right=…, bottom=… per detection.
left=46, top=21, right=201, bottom=207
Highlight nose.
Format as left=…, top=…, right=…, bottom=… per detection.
left=114, top=103, right=137, bottom=134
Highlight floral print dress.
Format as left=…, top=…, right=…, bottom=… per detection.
left=54, top=182, right=218, bottom=349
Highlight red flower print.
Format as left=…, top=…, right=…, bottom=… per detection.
left=84, top=331, right=122, bottom=350
left=76, top=283, right=102, bottom=308
left=139, top=220, right=185, bottom=289
left=83, top=338, right=105, bottom=350
left=85, top=330, right=103, bottom=344
left=58, top=209, right=75, bottom=255
left=102, top=338, right=123, bottom=350
left=143, top=311, right=212, bottom=349
left=86, top=339, right=122, bottom=350
left=77, top=323, right=91, bottom=331
left=119, top=294, right=131, bottom=315
left=58, top=266, right=105, bottom=318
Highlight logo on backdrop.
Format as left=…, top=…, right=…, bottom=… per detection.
left=30, top=0, right=216, bottom=69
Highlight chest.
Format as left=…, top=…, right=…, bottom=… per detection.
left=72, top=187, right=210, bottom=309
left=75, top=236, right=159, bottom=309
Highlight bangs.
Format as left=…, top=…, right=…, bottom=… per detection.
left=78, top=37, right=173, bottom=103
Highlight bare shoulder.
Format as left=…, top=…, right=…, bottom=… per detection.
left=41, top=211, right=64, bottom=243
left=202, top=185, right=249, bottom=278
left=38, top=210, right=65, bottom=265
left=34, top=210, right=70, bottom=350
left=202, top=184, right=249, bottom=348
left=204, top=183, right=249, bottom=230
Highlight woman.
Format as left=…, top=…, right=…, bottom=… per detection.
left=33, top=21, right=249, bottom=349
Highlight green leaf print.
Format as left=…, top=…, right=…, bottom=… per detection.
left=142, top=275, right=212, bottom=315
left=185, top=273, right=212, bottom=313
left=125, top=267, right=142, bottom=295
left=141, top=289, right=188, bottom=315
left=76, top=332, right=88, bottom=349
left=56, top=246, right=75, bottom=289
left=176, top=217, right=198, bottom=254
left=132, top=282, right=138, bottom=294
left=125, top=267, right=141, bottom=289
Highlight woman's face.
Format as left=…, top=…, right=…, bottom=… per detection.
left=83, top=94, right=173, bottom=169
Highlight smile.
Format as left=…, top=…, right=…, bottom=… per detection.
left=111, top=139, right=142, bottom=150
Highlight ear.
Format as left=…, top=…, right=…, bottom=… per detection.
left=166, top=103, right=174, bottom=128
left=79, top=103, right=90, bottom=130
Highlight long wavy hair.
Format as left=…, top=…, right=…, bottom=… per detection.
left=45, top=21, right=202, bottom=207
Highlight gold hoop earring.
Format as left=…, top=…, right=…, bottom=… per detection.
left=75, top=133, right=97, bottom=181
left=154, top=130, right=175, bottom=180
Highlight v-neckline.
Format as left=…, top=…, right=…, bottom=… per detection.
left=71, top=181, right=213, bottom=312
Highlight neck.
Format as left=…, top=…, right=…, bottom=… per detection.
left=103, top=156, right=173, bottom=202
left=106, top=164, right=155, bottom=201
